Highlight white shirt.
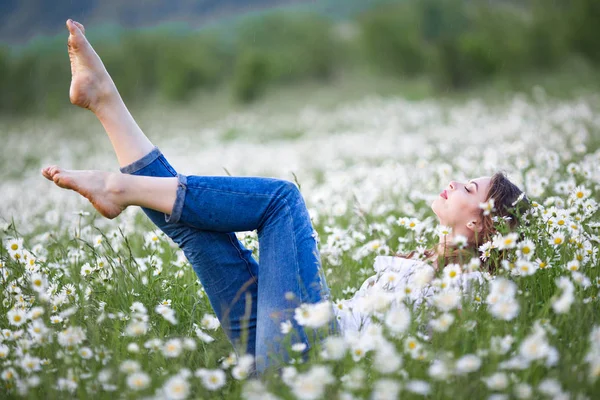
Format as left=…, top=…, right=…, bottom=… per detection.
left=333, top=256, right=484, bottom=335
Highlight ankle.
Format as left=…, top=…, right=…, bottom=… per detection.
left=105, top=172, right=128, bottom=199
left=91, top=78, right=120, bottom=116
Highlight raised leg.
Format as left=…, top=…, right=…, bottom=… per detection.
left=66, top=18, right=153, bottom=166
left=61, top=19, right=262, bottom=362
left=42, top=164, right=338, bottom=372
left=57, top=19, right=338, bottom=373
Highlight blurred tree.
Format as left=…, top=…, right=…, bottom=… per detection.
left=156, top=35, right=227, bottom=101
left=434, top=3, right=530, bottom=90
left=0, top=47, right=8, bottom=112
left=359, top=3, right=427, bottom=77
left=36, top=47, right=71, bottom=116
left=6, top=52, right=40, bottom=114
left=232, top=49, right=269, bottom=103
left=418, top=0, right=469, bottom=42
left=568, top=0, right=600, bottom=64
left=528, top=0, right=568, bottom=70
left=236, top=12, right=335, bottom=83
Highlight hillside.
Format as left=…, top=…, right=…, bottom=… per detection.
left=0, top=0, right=308, bottom=44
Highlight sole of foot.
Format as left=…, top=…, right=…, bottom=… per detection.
left=42, top=166, right=125, bottom=219
left=66, top=19, right=116, bottom=112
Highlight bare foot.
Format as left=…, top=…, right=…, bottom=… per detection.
left=66, top=19, right=116, bottom=111
left=42, top=166, right=126, bottom=219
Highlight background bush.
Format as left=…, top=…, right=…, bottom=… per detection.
left=0, top=0, right=599, bottom=115
left=232, top=49, right=270, bottom=103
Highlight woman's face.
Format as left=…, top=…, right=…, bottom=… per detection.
left=431, top=177, right=492, bottom=239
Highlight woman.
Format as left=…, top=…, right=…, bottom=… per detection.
left=43, top=20, right=527, bottom=374
left=334, top=171, right=529, bottom=335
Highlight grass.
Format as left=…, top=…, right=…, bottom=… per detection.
left=1, top=75, right=600, bottom=398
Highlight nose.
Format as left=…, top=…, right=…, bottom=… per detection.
left=448, top=181, right=457, bottom=190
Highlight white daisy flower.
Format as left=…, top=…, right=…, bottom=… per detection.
left=7, top=308, right=27, bottom=327
left=127, top=371, right=150, bottom=390
left=455, top=354, right=482, bottom=374
left=196, top=368, right=227, bottom=391
left=162, top=374, right=190, bottom=400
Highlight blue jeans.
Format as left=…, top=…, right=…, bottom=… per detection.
left=120, top=148, right=337, bottom=373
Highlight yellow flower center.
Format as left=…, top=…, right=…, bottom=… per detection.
left=449, top=271, right=457, bottom=278
left=14, top=315, right=21, bottom=322
left=577, top=192, right=584, bottom=198
left=408, top=342, right=416, bottom=350
left=554, top=238, right=563, bottom=245
left=10, top=244, right=18, bottom=251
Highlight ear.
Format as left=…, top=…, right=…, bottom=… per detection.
left=466, top=219, right=483, bottom=233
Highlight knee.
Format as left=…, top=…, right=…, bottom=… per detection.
left=260, top=179, right=308, bottom=231
left=273, top=180, right=303, bottom=206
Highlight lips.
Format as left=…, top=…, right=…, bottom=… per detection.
left=440, top=190, right=448, bottom=199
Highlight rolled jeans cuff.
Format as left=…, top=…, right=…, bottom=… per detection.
left=119, top=147, right=162, bottom=174
left=165, top=174, right=187, bottom=224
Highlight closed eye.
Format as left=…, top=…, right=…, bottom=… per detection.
left=465, top=186, right=471, bottom=193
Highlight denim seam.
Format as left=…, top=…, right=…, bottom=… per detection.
left=228, top=233, right=258, bottom=282
left=280, top=197, right=305, bottom=305
left=250, top=194, right=305, bottom=304
left=184, top=184, right=275, bottom=199
left=282, top=197, right=314, bottom=353
left=165, top=174, right=187, bottom=224
left=158, top=156, right=178, bottom=177
left=184, top=184, right=284, bottom=233
left=119, top=147, right=162, bottom=174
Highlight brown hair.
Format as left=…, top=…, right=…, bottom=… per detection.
left=400, top=172, right=530, bottom=272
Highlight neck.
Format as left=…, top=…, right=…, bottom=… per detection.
left=437, top=234, right=454, bottom=255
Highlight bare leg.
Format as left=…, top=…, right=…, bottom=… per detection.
left=41, top=166, right=177, bottom=219
left=66, top=19, right=154, bottom=167
left=60, top=21, right=278, bottom=370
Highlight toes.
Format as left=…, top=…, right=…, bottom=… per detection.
left=66, top=19, right=84, bottom=35
left=42, top=165, right=58, bottom=180
left=49, top=166, right=61, bottom=176
left=52, top=172, right=70, bottom=188
left=73, top=21, right=86, bottom=35
left=66, top=19, right=76, bottom=35
left=66, top=20, right=86, bottom=49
